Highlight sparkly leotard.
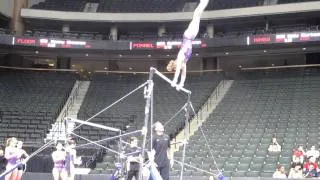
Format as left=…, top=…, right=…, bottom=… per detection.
left=54, top=160, right=65, bottom=171
left=181, top=36, right=193, bottom=62
left=53, top=151, right=66, bottom=171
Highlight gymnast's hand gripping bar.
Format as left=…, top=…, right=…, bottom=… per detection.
left=150, top=67, right=192, bottom=94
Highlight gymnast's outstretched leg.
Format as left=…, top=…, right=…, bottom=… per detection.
left=184, top=0, right=209, bottom=40
left=167, top=0, right=209, bottom=89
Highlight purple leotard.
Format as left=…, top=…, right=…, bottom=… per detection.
left=182, top=36, right=193, bottom=62
left=7, top=156, right=18, bottom=165
left=54, top=160, right=65, bottom=170
left=5, top=147, right=18, bottom=165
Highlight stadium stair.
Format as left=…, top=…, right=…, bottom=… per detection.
left=45, top=81, right=91, bottom=142
left=173, top=80, right=234, bottom=151
left=67, top=81, right=91, bottom=119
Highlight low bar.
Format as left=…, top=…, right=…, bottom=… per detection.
left=66, top=117, right=120, bottom=132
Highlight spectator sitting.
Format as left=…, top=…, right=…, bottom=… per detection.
left=288, top=163, right=303, bottom=179
left=268, top=137, right=281, bottom=152
left=292, top=145, right=305, bottom=164
left=303, top=157, right=319, bottom=177
left=306, top=145, right=320, bottom=159
left=272, top=165, right=287, bottom=178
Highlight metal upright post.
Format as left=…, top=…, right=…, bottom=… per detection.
left=150, top=79, right=154, bottom=151
left=118, top=130, right=122, bottom=165
left=180, top=93, right=191, bottom=180
left=138, top=67, right=155, bottom=180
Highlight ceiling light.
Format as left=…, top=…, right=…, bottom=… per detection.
left=302, top=47, right=306, bottom=51
left=225, top=52, right=229, bottom=55
left=263, top=50, right=267, bottom=53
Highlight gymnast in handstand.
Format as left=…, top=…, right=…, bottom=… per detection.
left=167, top=0, right=209, bottom=90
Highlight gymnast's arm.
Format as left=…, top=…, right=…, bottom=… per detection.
left=172, top=50, right=185, bottom=86
left=178, top=61, right=187, bottom=88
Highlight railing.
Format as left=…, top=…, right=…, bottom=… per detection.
left=47, top=80, right=82, bottom=141
left=0, top=65, right=77, bottom=72
left=57, top=80, right=82, bottom=122
left=196, top=79, right=226, bottom=125
left=240, top=63, right=320, bottom=71
left=95, top=69, right=223, bottom=74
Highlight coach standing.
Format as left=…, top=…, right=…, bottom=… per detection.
left=151, top=122, right=174, bottom=180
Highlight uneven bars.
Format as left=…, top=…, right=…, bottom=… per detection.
left=75, top=129, right=142, bottom=148
left=73, top=81, right=148, bottom=131
left=150, top=67, right=191, bottom=94
left=0, top=162, right=24, bottom=178
left=66, top=117, right=120, bottom=132
left=70, top=132, right=122, bottom=156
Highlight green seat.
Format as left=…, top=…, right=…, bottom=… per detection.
left=246, top=171, right=260, bottom=177
left=222, top=171, right=232, bottom=177
left=255, top=150, right=267, bottom=158
left=219, top=150, right=231, bottom=158
left=239, top=157, right=252, bottom=164
left=243, top=150, right=255, bottom=157
left=236, top=163, right=249, bottom=172
left=252, top=157, right=265, bottom=164
left=250, top=163, right=263, bottom=172
left=264, top=156, right=278, bottom=164
left=262, top=164, right=276, bottom=173
left=231, top=150, right=243, bottom=157
left=279, top=156, right=291, bottom=165
left=261, top=172, right=273, bottom=177
left=232, top=171, right=246, bottom=177
left=223, top=163, right=237, bottom=171
left=227, top=157, right=240, bottom=164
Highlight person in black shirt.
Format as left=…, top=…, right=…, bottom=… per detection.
left=151, top=122, right=173, bottom=180
left=126, top=137, right=141, bottom=180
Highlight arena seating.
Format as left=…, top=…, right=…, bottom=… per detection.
left=31, top=0, right=320, bottom=13
left=31, top=0, right=87, bottom=12
left=0, top=70, right=102, bottom=172
left=0, top=70, right=77, bottom=144
left=77, top=72, right=224, bottom=173
left=0, top=28, right=6, bottom=34
left=173, top=69, right=320, bottom=177
left=31, top=0, right=265, bottom=12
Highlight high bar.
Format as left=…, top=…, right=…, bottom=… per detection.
left=66, top=117, right=120, bottom=132
left=150, top=67, right=191, bottom=94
